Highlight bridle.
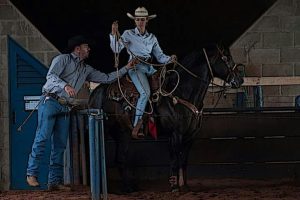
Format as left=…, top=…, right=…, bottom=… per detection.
left=204, top=45, right=244, bottom=108
left=214, top=45, right=239, bottom=84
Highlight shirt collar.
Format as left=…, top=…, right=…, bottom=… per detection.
left=134, top=27, right=149, bottom=37
left=71, top=52, right=82, bottom=63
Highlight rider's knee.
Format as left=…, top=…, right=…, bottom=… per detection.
left=140, top=91, right=150, bottom=100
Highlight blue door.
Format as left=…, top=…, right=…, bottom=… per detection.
left=9, top=36, right=50, bottom=189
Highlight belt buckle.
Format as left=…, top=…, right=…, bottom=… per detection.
left=57, top=97, right=68, bottom=106
left=51, top=94, right=59, bottom=100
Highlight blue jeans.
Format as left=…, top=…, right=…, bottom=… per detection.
left=128, top=63, right=156, bottom=126
left=27, top=96, right=70, bottom=185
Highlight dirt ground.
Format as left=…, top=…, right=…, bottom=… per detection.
left=1, top=178, right=300, bottom=200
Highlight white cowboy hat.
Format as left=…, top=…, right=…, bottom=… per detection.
left=127, top=7, right=157, bottom=20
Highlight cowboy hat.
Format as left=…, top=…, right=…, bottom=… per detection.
left=127, top=7, right=157, bottom=20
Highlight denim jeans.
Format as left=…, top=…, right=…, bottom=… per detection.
left=27, top=96, right=70, bottom=185
left=128, top=63, right=156, bottom=126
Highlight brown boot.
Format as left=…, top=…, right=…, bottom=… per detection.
left=26, top=176, right=40, bottom=187
left=132, top=119, right=144, bottom=139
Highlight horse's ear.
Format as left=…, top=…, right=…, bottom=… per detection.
left=216, top=43, right=224, bottom=52
left=216, top=40, right=227, bottom=51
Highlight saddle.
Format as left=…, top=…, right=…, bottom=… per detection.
left=105, top=68, right=200, bottom=139
left=107, top=70, right=161, bottom=109
left=106, top=71, right=161, bottom=139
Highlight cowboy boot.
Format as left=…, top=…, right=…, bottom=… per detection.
left=132, top=119, right=144, bottom=139
left=26, top=175, right=40, bottom=187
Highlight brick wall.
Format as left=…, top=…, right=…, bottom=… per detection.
left=223, top=0, right=300, bottom=108
left=0, top=0, right=59, bottom=190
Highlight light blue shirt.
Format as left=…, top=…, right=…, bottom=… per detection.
left=110, top=27, right=171, bottom=63
left=42, top=53, right=128, bottom=100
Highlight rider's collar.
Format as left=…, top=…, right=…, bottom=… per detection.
left=134, top=27, right=149, bottom=37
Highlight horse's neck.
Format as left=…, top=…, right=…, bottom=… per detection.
left=178, top=78, right=210, bottom=107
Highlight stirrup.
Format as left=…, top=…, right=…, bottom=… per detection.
left=132, top=119, right=144, bottom=139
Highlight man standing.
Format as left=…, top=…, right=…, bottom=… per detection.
left=26, top=35, right=134, bottom=190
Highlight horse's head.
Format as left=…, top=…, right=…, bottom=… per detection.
left=207, top=45, right=244, bottom=88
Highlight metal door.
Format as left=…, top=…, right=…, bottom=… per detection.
left=8, top=37, right=50, bottom=189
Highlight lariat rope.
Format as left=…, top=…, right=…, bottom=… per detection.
left=111, top=28, right=226, bottom=114
left=113, top=30, right=182, bottom=115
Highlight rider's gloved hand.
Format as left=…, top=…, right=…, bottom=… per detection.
left=111, top=21, right=119, bottom=36
left=170, top=55, right=177, bottom=63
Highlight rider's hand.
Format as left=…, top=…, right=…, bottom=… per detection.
left=125, top=58, right=139, bottom=70
left=111, top=21, right=118, bottom=36
left=64, top=84, right=76, bottom=97
left=170, top=55, right=177, bottom=63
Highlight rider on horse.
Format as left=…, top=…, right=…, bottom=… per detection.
left=110, top=7, right=177, bottom=138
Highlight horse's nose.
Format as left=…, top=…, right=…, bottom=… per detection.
left=240, top=78, right=244, bottom=85
left=230, top=77, right=243, bottom=88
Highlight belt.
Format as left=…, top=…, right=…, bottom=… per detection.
left=43, top=93, right=70, bottom=106
left=44, top=93, right=59, bottom=101
left=137, top=56, right=151, bottom=62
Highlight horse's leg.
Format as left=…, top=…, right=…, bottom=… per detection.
left=171, top=133, right=191, bottom=192
left=178, top=168, right=184, bottom=187
left=169, top=132, right=181, bottom=192
left=178, top=136, right=187, bottom=189
left=180, top=137, right=195, bottom=192
left=112, top=114, right=138, bottom=193
left=115, top=130, right=133, bottom=193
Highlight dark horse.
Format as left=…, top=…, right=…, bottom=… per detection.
left=88, top=44, right=244, bottom=192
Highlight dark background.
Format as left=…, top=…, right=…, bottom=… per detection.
left=11, top=0, right=276, bottom=71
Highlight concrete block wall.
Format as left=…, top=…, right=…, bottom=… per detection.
left=225, top=0, right=300, bottom=108
left=0, top=0, right=59, bottom=190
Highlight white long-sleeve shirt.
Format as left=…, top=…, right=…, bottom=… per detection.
left=110, top=27, right=171, bottom=64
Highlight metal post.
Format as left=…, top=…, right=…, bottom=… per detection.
left=64, top=136, right=72, bottom=185
left=235, top=92, right=246, bottom=108
left=94, top=115, right=101, bottom=199
left=99, top=109, right=107, bottom=200
left=71, top=113, right=80, bottom=185
left=84, top=109, right=108, bottom=200
left=78, top=114, right=87, bottom=185
left=88, top=115, right=99, bottom=200
left=295, top=96, right=300, bottom=108
left=253, top=86, right=264, bottom=108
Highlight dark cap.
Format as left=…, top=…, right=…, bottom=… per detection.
left=67, top=35, right=91, bottom=52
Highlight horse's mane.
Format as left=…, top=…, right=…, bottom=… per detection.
left=161, top=44, right=222, bottom=95
left=180, top=43, right=219, bottom=70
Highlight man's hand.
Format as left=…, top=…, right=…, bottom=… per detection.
left=125, top=58, right=139, bottom=70
left=64, top=85, right=76, bottom=97
left=170, top=55, right=177, bottom=63
left=111, top=21, right=118, bottom=36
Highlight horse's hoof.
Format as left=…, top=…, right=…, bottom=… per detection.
left=171, top=186, right=180, bottom=193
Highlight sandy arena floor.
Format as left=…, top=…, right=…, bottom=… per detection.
left=1, top=178, right=300, bottom=200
